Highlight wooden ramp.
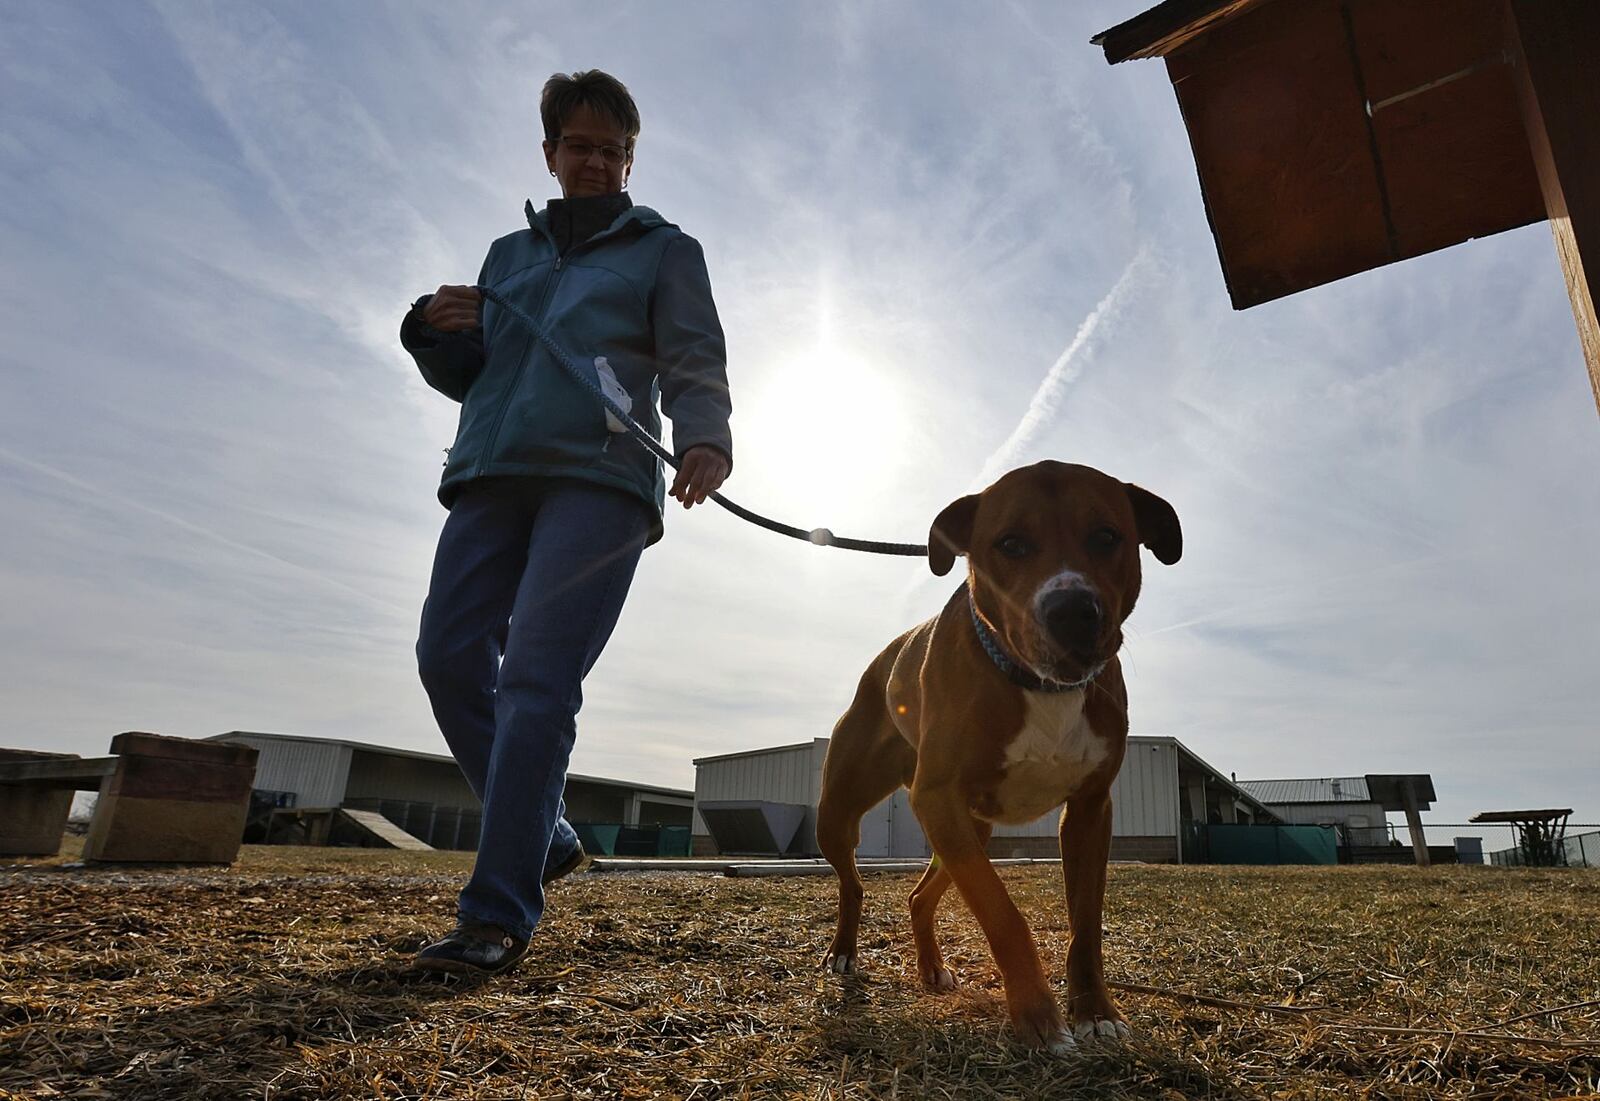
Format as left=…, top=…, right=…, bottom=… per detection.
left=338, top=808, right=433, bottom=851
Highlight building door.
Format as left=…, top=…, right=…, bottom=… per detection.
left=888, top=789, right=930, bottom=859
left=857, top=796, right=891, bottom=858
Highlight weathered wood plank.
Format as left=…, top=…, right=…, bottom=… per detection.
left=1369, top=59, right=1544, bottom=260
left=1164, top=0, right=1392, bottom=307
left=1092, top=0, right=1274, bottom=65
left=1508, top=0, right=1600, bottom=412
left=0, top=757, right=118, bottom=787
left=109, top=731, right=259, bottom=767
left=339, top=808, right=434, bottom=851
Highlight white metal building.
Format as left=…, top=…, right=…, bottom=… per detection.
left=1236, top=777, right=1391, bottom=845
left=211, top=731, right=693, bottom=849
left=692, top=735, right=1278, bottom=863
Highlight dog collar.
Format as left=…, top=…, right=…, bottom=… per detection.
left=968, top=591, right=1096, bottom=694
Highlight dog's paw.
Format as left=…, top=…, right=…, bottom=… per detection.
left=822, top=952, right=858, bottom=975
left=1012, top=998, right=1076, bottom=1055
left=1043, top=1026, right=1080, bottom=1056
left=921, top=966, right=958, bottom=992
left=1072, top=1016, right=1131, bottom=1042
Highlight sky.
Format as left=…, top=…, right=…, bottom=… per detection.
left=3, top=1, right=1598, bottom=845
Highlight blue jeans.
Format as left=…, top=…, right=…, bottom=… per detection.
left=416, top=479, right=649, bottom=939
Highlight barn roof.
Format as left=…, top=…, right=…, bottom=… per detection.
left=1242, top=773, right=1437, bottom=810
left=1237, top=776, right=1372, bottom=805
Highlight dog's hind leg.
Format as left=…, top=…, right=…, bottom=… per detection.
left=818, top=657, right=914, bottom=975
left=909, top=817, right=992, bottom=990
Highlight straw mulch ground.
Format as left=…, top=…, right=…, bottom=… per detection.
left=2, top=841, right=1597, bottom=1100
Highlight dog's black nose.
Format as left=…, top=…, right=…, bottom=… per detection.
left=1041, top=588, right=1102, bottom=651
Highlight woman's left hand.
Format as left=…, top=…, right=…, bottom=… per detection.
left=671, top=445, right=730, bottom=508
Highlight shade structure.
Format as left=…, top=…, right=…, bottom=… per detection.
left=1094, top=0, right=1542, bottom=308
left=1469, top=808, right=1572, bottom=824
left=1363, top=774, right=1436, bottom=812
left=1092, top=0, right=1600, bottom=410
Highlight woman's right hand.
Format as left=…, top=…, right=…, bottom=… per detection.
left=422, top=285, right=482, bottom=332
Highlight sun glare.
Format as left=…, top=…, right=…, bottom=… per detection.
left=748, top=342, right=912, bottom=501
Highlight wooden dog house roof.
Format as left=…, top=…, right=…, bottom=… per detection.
left=1091, top=0, right=1544, bottom=309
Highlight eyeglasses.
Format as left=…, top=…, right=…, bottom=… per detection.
left=557, top=137, right=631, bottom=166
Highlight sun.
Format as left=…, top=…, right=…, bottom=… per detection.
left=745, top=341, right=913, bottom=505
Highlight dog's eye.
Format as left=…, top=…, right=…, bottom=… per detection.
left=1088, top=527, right=1122, bottom=552
left=996, top=535, right=1032, bottom=558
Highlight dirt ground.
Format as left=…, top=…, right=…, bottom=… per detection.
left=2, top=840, right=1597, bottom=1100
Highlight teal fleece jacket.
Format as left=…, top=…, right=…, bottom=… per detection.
left=401, top=196, right=734, bottom=544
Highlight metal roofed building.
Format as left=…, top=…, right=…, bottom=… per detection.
left=209, top=731, right=693, bottom=850
left=1236, top=776, right=1390, bottom=845
left=1239, top=773, right=1439, bottom=865
left=692, top=735, right=1280, bottom=863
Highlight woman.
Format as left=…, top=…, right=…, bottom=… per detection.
left=402, top=70, right=732, bottom=974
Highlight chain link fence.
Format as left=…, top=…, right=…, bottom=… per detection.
left=1354, top=822, right=1599, bottom=867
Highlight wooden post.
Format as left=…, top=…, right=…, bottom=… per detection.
left=1506, top=0, right=1600, bottom=413
left=1401, top=778, right=1430, bottom=868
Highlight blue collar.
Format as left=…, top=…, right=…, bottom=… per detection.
left=968, top=591, right=1096, bottom=694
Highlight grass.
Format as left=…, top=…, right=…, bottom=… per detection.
left=2, top=840, right=1598, bottom=1099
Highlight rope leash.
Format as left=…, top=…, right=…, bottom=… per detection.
left=475, top=284, right=928, bottom=557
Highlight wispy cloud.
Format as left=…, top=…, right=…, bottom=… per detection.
left=974, top=246, right=1159, bottom=487
left=0, top=445, right=406, bottom=615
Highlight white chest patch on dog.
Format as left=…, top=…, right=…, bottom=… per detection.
left=983, top=692, right=1109, bottom=825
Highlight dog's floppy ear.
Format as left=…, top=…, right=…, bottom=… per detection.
left=928, top=494, right=980, bottom=576
left=1124, top=483, right=1182, bottom=565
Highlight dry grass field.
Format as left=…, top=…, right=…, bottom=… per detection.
left=2, top=841, right=1598, bottom=1100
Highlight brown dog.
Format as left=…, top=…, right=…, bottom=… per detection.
left=817, top=461, right=1181, bottom=1053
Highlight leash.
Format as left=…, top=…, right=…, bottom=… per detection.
left=476, top=284, right=928, bottom=557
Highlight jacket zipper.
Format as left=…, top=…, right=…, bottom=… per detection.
left=476, top=251, right=565, bottom=476
left=474, top=216, right=644, bottom=476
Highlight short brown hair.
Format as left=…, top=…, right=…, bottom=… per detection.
left=540, top=70, right=640, bottom=153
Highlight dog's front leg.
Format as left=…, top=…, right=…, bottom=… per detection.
left=911, top=781, right=1074, bottom=1053
left=1058, top=793, right=1128, bottom=1040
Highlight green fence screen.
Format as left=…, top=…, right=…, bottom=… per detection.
left=1203, top=824, right=1339, bottom=865
left=573, top=823, right=691, bottom=858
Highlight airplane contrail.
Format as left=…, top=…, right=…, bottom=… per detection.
left=973, top=247, right=1156, bottom=489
